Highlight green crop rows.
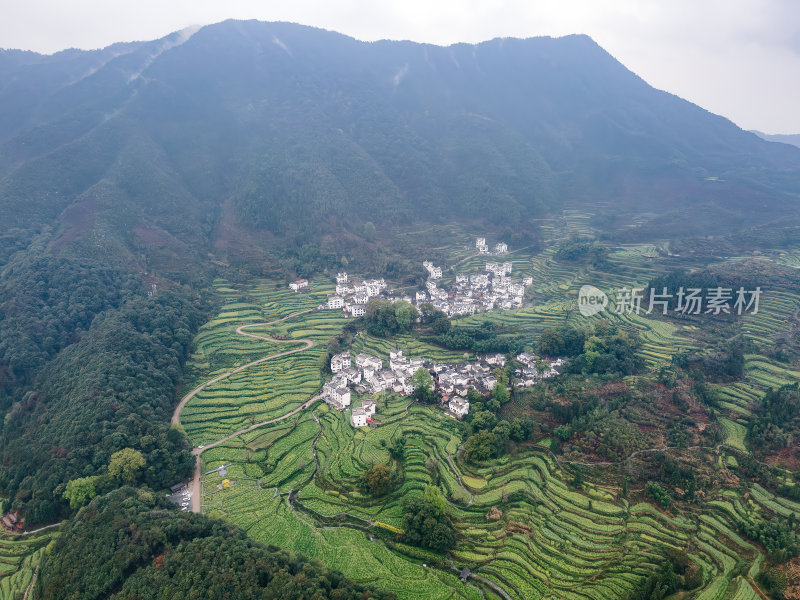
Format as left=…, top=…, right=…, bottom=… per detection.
left=181, top=230, right=800, bottom=600
left=0, top=529, right=57, bottom=600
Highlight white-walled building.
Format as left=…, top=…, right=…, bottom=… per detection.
left=331, top=352, right=351, bottom=373
left=289, top=279, right=309, bottom=292
left=449, top=397, right=470, bottom=418
left=327, top=296, right=345, bottom=310
left=362, top=399, right=377, bottom=416
left=350, top=407, right=368, bottom=427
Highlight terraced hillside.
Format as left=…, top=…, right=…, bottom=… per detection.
left=178, top=220, right=800, bottom=599
left=0, top=528, right=57, bottom=600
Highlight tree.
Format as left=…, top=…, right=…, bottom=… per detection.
left=463, top=431, right=498, bottom=462
left=412, top=367, right=440, bottom=404
left=401, top=495, right=456, bottom=553
left=423, top=485, right=446, bottom=516
left=108, top=448, right=146, bottom=484
left=362, top=464, right=393, bottom=496
left=394, top=301, right=418, bottom=330
left=411, top=367, right=433, bottom=395
left=491, top=369, right=510, bottom=404
left=363, top=221, right=377, bottom=241
left=62, top=476, right=99, bottom=509
left=389, top=436, right=407, bottom=461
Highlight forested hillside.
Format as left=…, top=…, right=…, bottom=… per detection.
left=0, top=20, right=798, bottom=277
left=1, top=19, right=799, bottom=598
left=37, top=487, right=395, bottom=599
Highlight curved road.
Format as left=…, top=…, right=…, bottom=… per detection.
left=172, top=309, right=320, bottom=513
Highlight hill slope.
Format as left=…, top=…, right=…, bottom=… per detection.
left=0, top=20, right=798, bottom=274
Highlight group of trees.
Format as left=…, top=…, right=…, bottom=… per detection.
left=362, top=463, right=395, bottom=496
left=364, top=299, right=418, bottom=337
left=38, top=487, right=395, bottom=600
left=400, top=486, right=456, bottom=553
left=431, top=321, right=525, bottom=354
left=672, top=342, right=746, bottom=382
left=535, top=321, right=644, bottom=377
left=628, top=547, right=701, bottom=599
left=554, top=238, right=607, bottom=265
left=0, top=292, right=201, bottom=524
left=738, top=514, right=800, bottom=563
left=749, top=383, right=800, bottom=455
left=418, top=303, right=451, bottom=335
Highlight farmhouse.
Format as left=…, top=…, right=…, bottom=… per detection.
left=327, top=296, right=345, bottom=309
left=362, top=399, right=377, bottom=416
left=336, top=272, right=348, bottom=284
left=449, top=397, right=470, bottom=418
left=331, top=351, right=351, bottom=373
left=495, top=242, right=508, bottom=254
left=350, top=407, right=368, bottom=427
left=289, top=279, right=308, bottom=292
left=356, top=353, right=383, bottom=371
left=327, top=386, right=351, bottom=409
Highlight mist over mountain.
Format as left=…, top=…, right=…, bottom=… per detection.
left=1, top=19, right=798, bottom=276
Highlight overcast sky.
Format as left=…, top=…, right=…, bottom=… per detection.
left=2, top=0, right=799, bottom=133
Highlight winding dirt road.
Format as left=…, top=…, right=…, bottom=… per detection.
left=172, top=309, right=321, bottom=513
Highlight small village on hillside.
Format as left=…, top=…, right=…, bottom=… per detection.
left=321, top=348, right=564, bottom=427
left=290, top=237, right=533, bottom=318
left=286, top=237, right=563, bottom=427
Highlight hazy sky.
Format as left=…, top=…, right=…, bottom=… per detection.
left=2, top=0, right=799, bottom=133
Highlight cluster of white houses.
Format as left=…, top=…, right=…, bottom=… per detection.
left=323, top=349, right=524, bottom=424
left=323, top=272, right=387, bottom=317
left=415, top=260, right=534, bottom=316
left=322, top=347, right=567, bottom=427
left=476, top=237, right=508, bottom=255
left=513, top=353, right=565, bottom=387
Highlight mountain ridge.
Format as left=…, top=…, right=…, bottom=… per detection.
left=0, top=19, right=798, bottom=277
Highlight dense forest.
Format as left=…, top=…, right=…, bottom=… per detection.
left=38, top=487, right=394, bottom=599
left=0, top=289, right=203, bottom=523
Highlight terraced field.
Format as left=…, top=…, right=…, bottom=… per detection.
left=200, top=391, right=769, bottom=599
left=180, top=281, right=347, bottom=446
left=183, top=236, right=800, bottom=599
left=0, top=529, right=57, bottom=600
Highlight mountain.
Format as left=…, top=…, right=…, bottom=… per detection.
left=0, top=19, right=799, bottom=278
left=752, top=130, right=800, bottom=149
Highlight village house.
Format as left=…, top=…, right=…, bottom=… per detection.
left=356, top=353, right=383, bottom=371
left=342, top=367, right=362, bottom=385
left=485, top=353, right=506, bottom=366
left=349, top=305, right=366, bottom=317
left=350, top=407, right=368, bottom=427
left=362, top=399, right=377, bottom=416
left=327, top=296, right=345, bottom=310
left=331, top=351, right=351, bottom=373
left=336, top=272, right=348, bottom=284
left=495, top=242, right=508, bottom=254
left=289, top=279, right=309, bottom=292
left=423, top=261, right=443, bottom=279
left=324, top=383, right=351, bottom=409
left=449, top=397, right=470, bottom=418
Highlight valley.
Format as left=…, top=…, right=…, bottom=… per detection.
left=172, top=217, right=800, bottom=600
